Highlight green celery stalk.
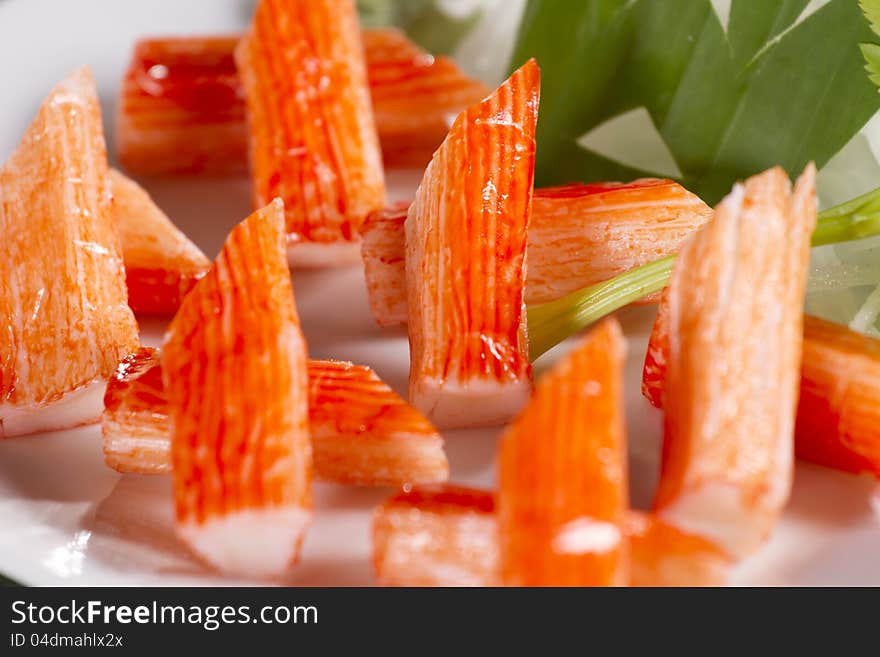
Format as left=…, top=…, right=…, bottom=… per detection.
left=528, top=184, right=880, bottom=360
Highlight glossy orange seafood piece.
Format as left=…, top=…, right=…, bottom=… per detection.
left=362, top=29, right=491, bottom=168
left=498, top=319, right=629, bottom=586
left=360, top=203, right=409, bottom=327
left=235, top=0, right=385, bottom=268
left=163, top=200, right=312, bottom=577
left=645, top=306, right=880, bottom=479
left=102, top=348, right=168, bottom=475
left=116, top=35, right=248, bottom=176
left=110, top=169, right=210, bottom=315
left=0, top=68, right=139, bottom=438
left=641, top=286, right=671, bottom=409
left=115, top=29, right=488, bottom=176
left=654, top=166, right=817, bottom=559
left=372, top=485, right=729, bottom=587
left=406, top=60, right=539, bottom=429
left=528, top=180, right=712, bottom=303
left=360, top=179, right=711, bottom=327
left=794, top=316, right=880, bottom=477
left=103, top=348, right=448, bottom=486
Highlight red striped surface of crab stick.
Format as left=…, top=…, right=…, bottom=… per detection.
left=0, top=69, right=139, bottom=438
left=102, top=348, right=168, bottom=475
left=654, top=166, right=817, bottom=559
left=363, top=30, right=491, bottom=168
left=498, top=319, right=629, bottom=586
left=406, top=60, right=539, bottom=428
left=163, top=200, right=312, bottom=576
left=103, top=348, right=448, bottom=486
left=794, top=316, right=880, bottom=477
left=528, top=181, right=711, bottom=303
left=110, top=169, right=210, bottom=314
left=360, top=180, right=711, bottom=327
left=235, top=0, right=385, bottom=268
left=372, top=486, right=729, bottom=587
left=117, top=36, right=248, bottom=176
left=116, top=30, right=488, bottom=176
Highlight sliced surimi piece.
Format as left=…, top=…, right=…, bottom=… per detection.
left=406, top=60, right=539, bottom=429
left=115, top=30, right=488, bottom=176
left=103, top=348, right=448, bottom=486
left=363, top=29, right=491, bottom=167
left=109, top=169, right=210, bottom=314
left=360, top=180, right=711, bottom=327
left=795, top=315, right=880, bottom=477
left=116, top=35, right=248, bottom=176
left=645, top=305, right=880, bottom=478
left=654, top=166, right=817, bottom=559
left=372, top=485, right=730, bottom=587
left=528, top=181, right=711, bottom=303
left=235, top=0, right=385, bottom=267
left=163, top=200, right=312, bottom=576
left=0, top=68, right=139, bottom=438
left=498, top=319, right=629, bottom=586
left=360, top=203, right=409, bottom=327
left=102, top=348, right=168, bottom=474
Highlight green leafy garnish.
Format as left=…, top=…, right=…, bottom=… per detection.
left=511, top=0, right=880, bottom=205
left=357, top=0, right=484, bottom=55
left=528, top=184, right=880, bottom=360
left=861, top=0, right=880, bottom=87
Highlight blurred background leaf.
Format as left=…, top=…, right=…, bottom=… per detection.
left=357, top=0, right=484, bottom=54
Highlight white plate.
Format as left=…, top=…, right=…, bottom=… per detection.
left=1, top=0, right=879, bottom=587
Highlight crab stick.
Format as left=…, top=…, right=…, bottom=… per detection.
left=360, top=203, right=409, bottom=327
left=372, top=485, right=729, bottom=587
left=653, top=166, right=817, bottom=558
left=109, top=169, right=210, bottom=314
left=0, top=69, right=139, bottom=438
left=498, top=319, right=629, bottom=586
left=406, top=60, right=539, bottom=428
left=116, top=30, right=489, bottom=176
left=116, top=36, right=248, bottom=176
left=235, top=0, right=385, bottom=267
left=103, top=348, right=448, bottom=486
left=360, top=180, right=712, bottom=326
left=794, top=316, right=880, bottom=476
left=646, top=305, right=880, bottom=478
left=163, top=200, right=311, bottom=576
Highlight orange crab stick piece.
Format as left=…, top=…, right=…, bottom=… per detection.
left=360, top=203, right=409, bottom=327
left=109, top=169, right=210, bottom=315
left=103, top=348, right=448, bottom=486
left=646, top=307, right=880, bottom=478
left=373, top=486, right=500, bottom=586
left=360, top=180, right=711, bottom=327
left=498, top=319, right=629, bottom=586
left=641, top=287, right=671, bottom=409
left=363, top=30, right=491, bottom=168
left=654, top=166, right=817, bottom=559
left=235, top=0, right=385, bottom=268
left=372, top=486, right=729, bottom=587
left=163, top=200, right=311, bottom=576
left=102, top=348, right=169, bottom=474
left=795, top=316, right=880, bottom=476
left=528, top=181, right=711, bottom=303
left=0, top=69, right=139, bottom=438
left=116, top=36, right=248, bottom=176
left=406, top=60, right=539, bottom=428
left=115, top=30, right=488, bottom=176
